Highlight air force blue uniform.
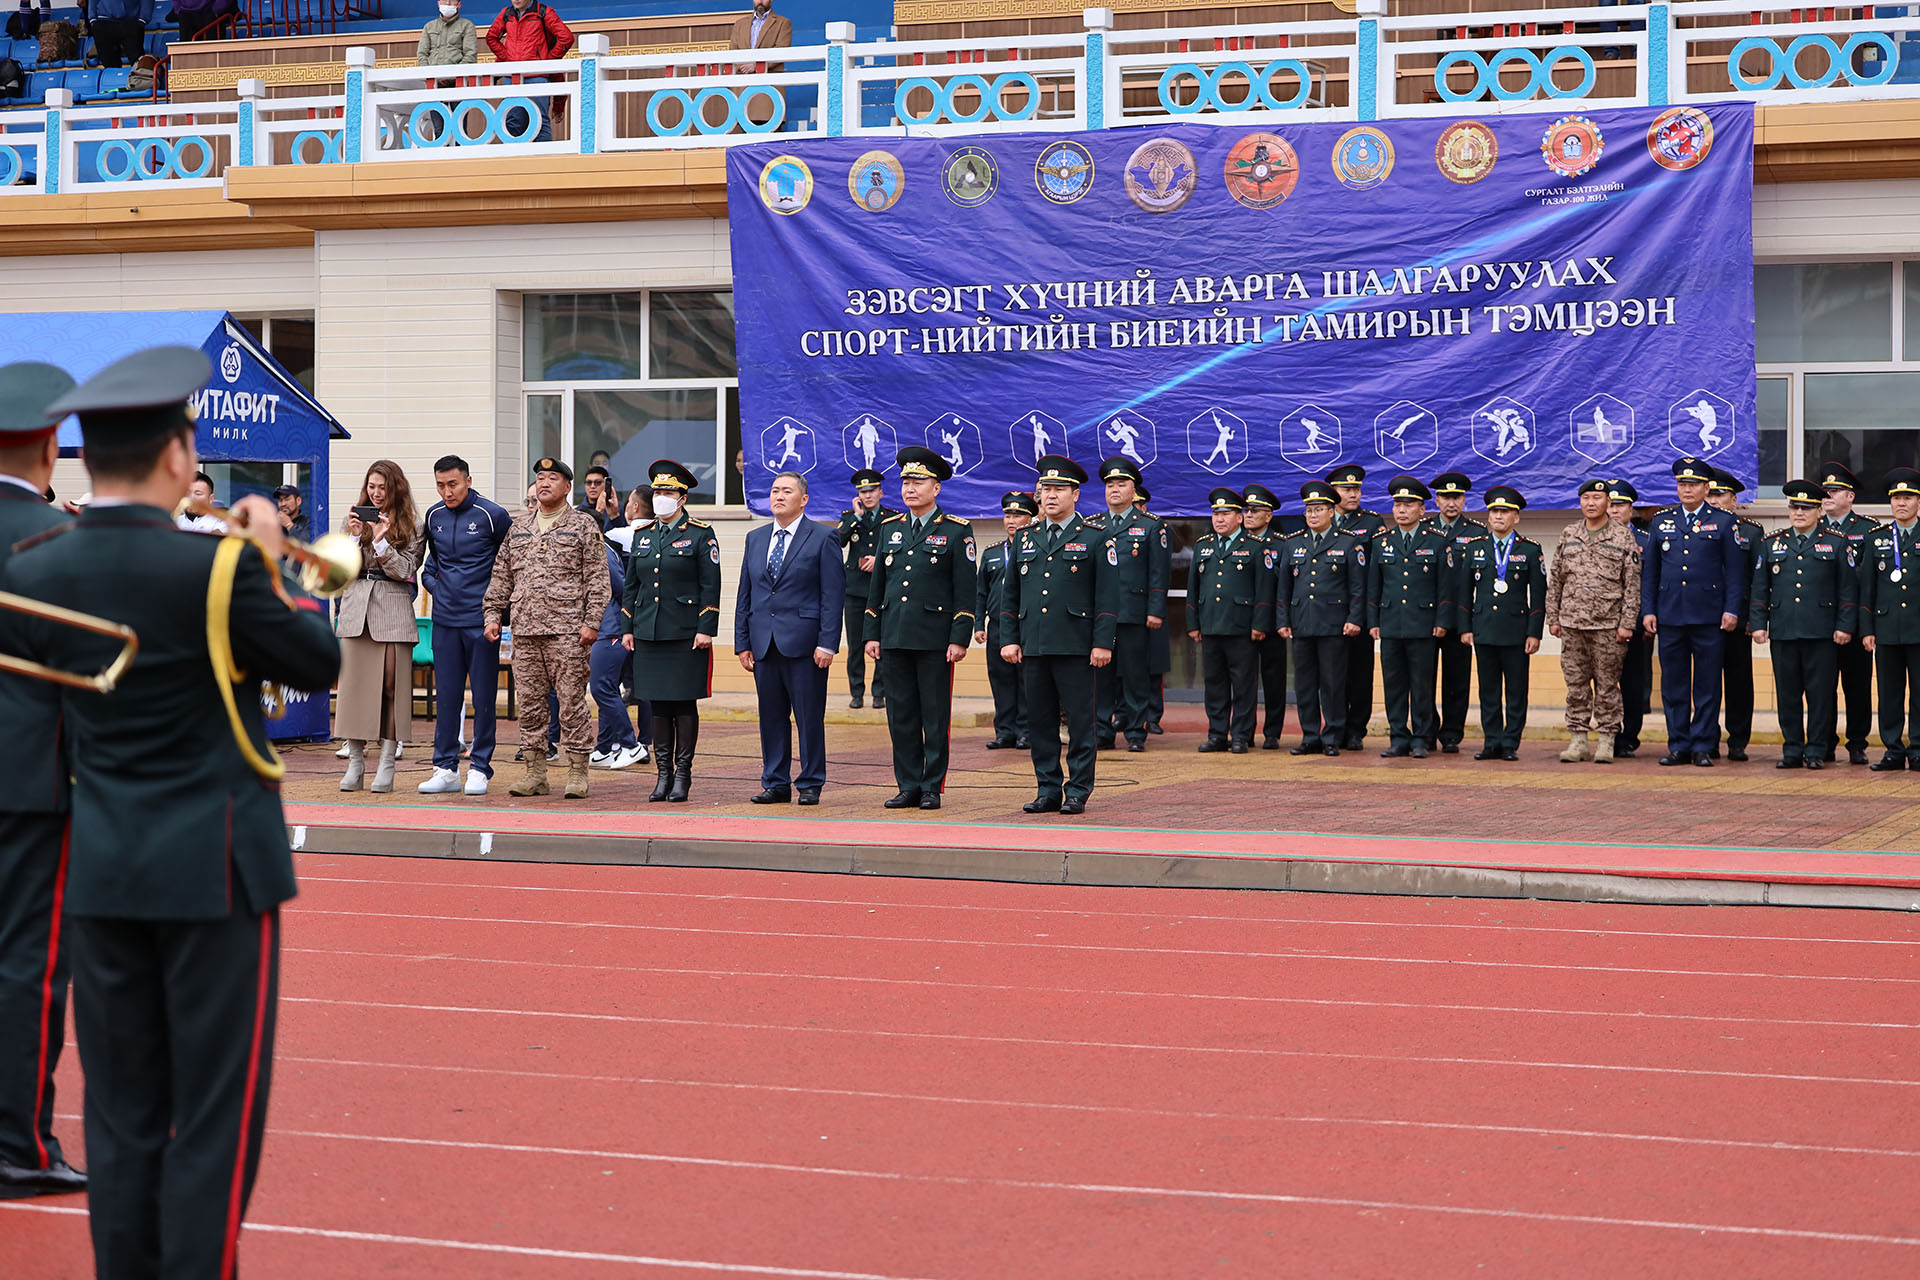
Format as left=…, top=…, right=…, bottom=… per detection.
left=1640, top=502, right=1743, bottom=756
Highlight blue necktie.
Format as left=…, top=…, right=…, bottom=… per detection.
left=769, top=527, right=788, bottom=580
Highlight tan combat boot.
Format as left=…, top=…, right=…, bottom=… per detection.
left=1591, top=735, right=1615, bottom=764
left=564, top=751, right=590, bottom=799
left=1559, top=733, right=1592, bottom=763
left=509, top=754, right=550, bottom=796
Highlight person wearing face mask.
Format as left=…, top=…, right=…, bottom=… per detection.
left=416, top=0, right=477, bottom=141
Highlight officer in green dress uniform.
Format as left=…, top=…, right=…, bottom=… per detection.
left=1136, top=480, right=1172, bottom=735
left=1861, top=466, right=1920, bottom=770
left=1091, top=457, right=1168, bottom=753
left=1452, top=485, right=1545, bottom=760
left=999, top=455, right=1118, bottom=814
left=1422, top=471, right=1481, bottom=753
left=1329, top=464, right=1385, bottom=750
left=1818, top=461, right=1879, bottom=763
left=835, top=469, right=896, bottom=709
left=0, top=346, right=341, bottom=1276
left=1607, top=479, right=1654, bottom=757
left=620, top=459, right=721, bottom=803
left=1709, top=468, right=1764, bottom=761
left=1240, top=483, right=1290, bottom=748
left=1369, top=476, right=1452, bottom=758
left=864, top=446, right=976, bottom=810
left=975, top=490, right=1034, bottom=750
left=1186, top=487, right=1269, bottom=752
left=1750, top=479, right=1857, bottom=769
left=1278, top=481, right=1365, bottom=755
left=0, top=361, right=87, bottom=1200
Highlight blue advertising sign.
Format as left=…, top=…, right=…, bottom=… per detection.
left=728, top=104, right=1755, bottom=516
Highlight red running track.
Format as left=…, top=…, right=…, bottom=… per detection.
left=7, top=854, right=1920, bottom=1278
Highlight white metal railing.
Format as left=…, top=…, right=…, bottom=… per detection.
left=7, top=4, right=1920, bottom=195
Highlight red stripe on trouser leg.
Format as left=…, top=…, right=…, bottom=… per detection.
left=942, top=660, right=956, bottom=793
left=28, top=820, right=71, bottom=1170
left=221, top=910, right=275, bottom=1280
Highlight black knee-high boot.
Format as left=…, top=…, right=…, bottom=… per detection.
left=668, top=709, right=698, bottom=803
left=649, top=710, right=677, bottom=803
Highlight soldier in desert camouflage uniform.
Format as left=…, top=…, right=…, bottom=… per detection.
left=483, top=457, right=611, bottom=799
left=1545, top=478, right=1642, bottom=763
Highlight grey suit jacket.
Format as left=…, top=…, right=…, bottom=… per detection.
left=334, top=529, right=423, bottom=643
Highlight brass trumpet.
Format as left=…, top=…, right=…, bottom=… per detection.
left=0, top=592, right=140, bottom=693
left=177, top=499, right=362, bottom=597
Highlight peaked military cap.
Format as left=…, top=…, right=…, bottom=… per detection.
left=1133, top=479, right=1151, bottom=504
left=534, top=456, right=574, bottom=482
left=1241, top=483, right=1278, bottom=510
left=1299, top=480, right=1338, bottom=506
left=1485, top=485, right=1527, bottom=511
left=897, top=445, right=953, bottom=483
left=1326, top=464, right=1366, bottom=487
left=1672, top=456, right=1712, bottom=483
left=851, top=468, right=884, bottom=490
left=1607, top=478, right=1639, bottom=504
left=1208, top=487, right=1243, bottom=511
left=1708, top=468, right=1743, bottom=495
left=0, top=360, right=76, bottom=441
left=1098, top=456, right=1142, bottom=485
left=1387, top=475, right=1431, bottom=502
left=1430, top=471, right=1472, bottom=497
left=1577, top=478, right=1611, bottom=497
left=1033, top=454, right=1085, bottom=487
left=1001, top=490, right=1039, bottom=515
left=1818, top=461, right=1857, bottom=491
left=648, top=458, right=697, bottom=491
left=45, top=345, right=209, bottom=447
left=1783, top=479, right=1825, bottom=507
left=1886, top=466, right=1920, bottom=498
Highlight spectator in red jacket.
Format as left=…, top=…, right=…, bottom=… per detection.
left=484, top=0, right=573, bottom=142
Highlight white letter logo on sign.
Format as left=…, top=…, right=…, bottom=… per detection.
left=220, top=343, right=243, bottom=385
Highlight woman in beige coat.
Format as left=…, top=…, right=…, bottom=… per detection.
left=336, top=459, right=424, bottom=792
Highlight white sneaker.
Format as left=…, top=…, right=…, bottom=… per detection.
left=335, top=741, right=351, bottom=759
left=463, top=770, right=490, bottom=796
left=417, top=767, right=461, bottom=795
left=394, top=742, right=406, bottom=760
left=589, top=748, right=616, bottom=767
left=607, top=744, right=644, bottom=770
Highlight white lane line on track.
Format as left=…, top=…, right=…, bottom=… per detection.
left=281, top=946, right=1920, bottom=1030
left=146, top=1068, right=1920, bottom=1161
left=12, top=1137, right=1916, bottom=1249
left=0, top=1204, right=937, bottom=1278
left=289, top=910, right=1920, bottom=983
left=279, top=997, right=1920, bottom=1087
left=294, top=874, right=1920, bottom=947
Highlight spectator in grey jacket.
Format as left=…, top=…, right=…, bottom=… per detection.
left=417, top=0, right=477, bottom=66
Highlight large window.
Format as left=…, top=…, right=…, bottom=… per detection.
left=1756, top=260, right=1920, bottom=504
left=522, top=291, right=737, bottom=506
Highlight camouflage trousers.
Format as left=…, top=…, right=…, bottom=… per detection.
left=1560, top=627, right=1626, bottom=733
left=515, top=634, right=593, bottom=754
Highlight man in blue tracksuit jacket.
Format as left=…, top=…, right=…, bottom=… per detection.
left=1640, top=456, right=1744, bottom=766
left=420, top=455, right=513, bottom=792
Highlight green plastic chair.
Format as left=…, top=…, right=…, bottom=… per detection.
left=411, top=617, right=434, bottom=716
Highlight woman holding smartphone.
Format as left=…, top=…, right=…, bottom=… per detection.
left=336, top=459, right=424, bottom=792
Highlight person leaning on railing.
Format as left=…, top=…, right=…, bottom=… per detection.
left=416, top=0, right=477, bottom=141
left=484, top=0, right=573, bottom=144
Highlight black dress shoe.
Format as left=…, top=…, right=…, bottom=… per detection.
left=1147, top=722, right=1165, bottom=735
left=1693, top=753, right=1714, bottom=767
left=1728, top=748, right=1748, bottom=762
left=1707, top=747, right=1721, bottom=760
left=1380, top=746, right=1411, bottom=758
left=1441, top=742, right=1460, bottom=755
left=1805, top=758, right=1826, bottom=771
left=1501, top=749, right=1519, bottom=761
left=1871, top=755, right=1908, bottom=772
left=1323, top=745, right=1341, bottom=757
left=920, top=793, right=941, bottom=810
left=1409, top=744, right=1429, bottom=759
left=1015, top=736, right=1031, bottom=749
left=0, top=1158, right=86, bottom=1197
left=883, top=791, right=922, bottom=809
left=1096, top=738, right=1117, bottom=751
left=872, top=697, right=886, bottom=710
left=1127, top=740, right=1145, bottom=753
left=797, top=789, right=820, bottom=805
left=1197, top=738, right=1229, bottom=753
left=749, top=788, right=792, bottom=805
left=1229, top=741, right=1249, bottom=754
left=1473, top=749, right=1499, bottom=760
left=1261, top=738, right=1279, bottom=750
left=1849, top=748, right=1869, bottom=765
left=1775, top=757, right=1803, bottom=769
left=1658, top=752, right=1690, bottom=766
left=850, top=696, right=864, bottom=709
left=1615, top=744, right=1638, bottom=758
left=1289, top=743, right=1317, bottom=756
left=1342, top=737, right=1364, bottom=752
left=1024, top=795, right=1062, bottom=814
left=985, top=737, right=1017, bottom=750
left=1059, top=797, right=1086, bottom=815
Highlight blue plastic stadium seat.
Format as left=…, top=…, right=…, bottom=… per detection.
left=65, top=68, right=100, bottom=97
left=95, top=67, right=131, bottom=95
left=9, top=38, right=37, bottom=65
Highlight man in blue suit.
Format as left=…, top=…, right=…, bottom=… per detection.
left=735, top=470, right=846, bottom=804
left=1641, top=456, right=1744, bottom=766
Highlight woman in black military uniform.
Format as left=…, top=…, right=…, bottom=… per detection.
left=621, top=460, right=721, bottom=802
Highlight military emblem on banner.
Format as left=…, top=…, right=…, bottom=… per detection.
left=1034, top=140, right=1095, bottom=205
left=848, top=150, right=905, bottom=212
left=1331, top=125, right=1394, bottom=191
left=758, top=155, right=814, bottom=215
left=1541, top=116, right=1604, bottom=178
left=1434, top=121, right=1497, bottom=185
left=1647, top=106, right=1714, bottom=172
left=1223, top=132, right=1299, bottom=210
left=942, top=146, right=999, bottom=208
left=1124, top=137, right=1198, bottom=214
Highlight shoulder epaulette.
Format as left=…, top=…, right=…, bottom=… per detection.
left=685, top=517, right=711, bottom=529
left=1765, top=528, right=1790, bottom=541
left=9, top=521, right=76, bottom=554
left=882, top=514, right=907, bottom=524
left=941, top=513, right=969, bottom=526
